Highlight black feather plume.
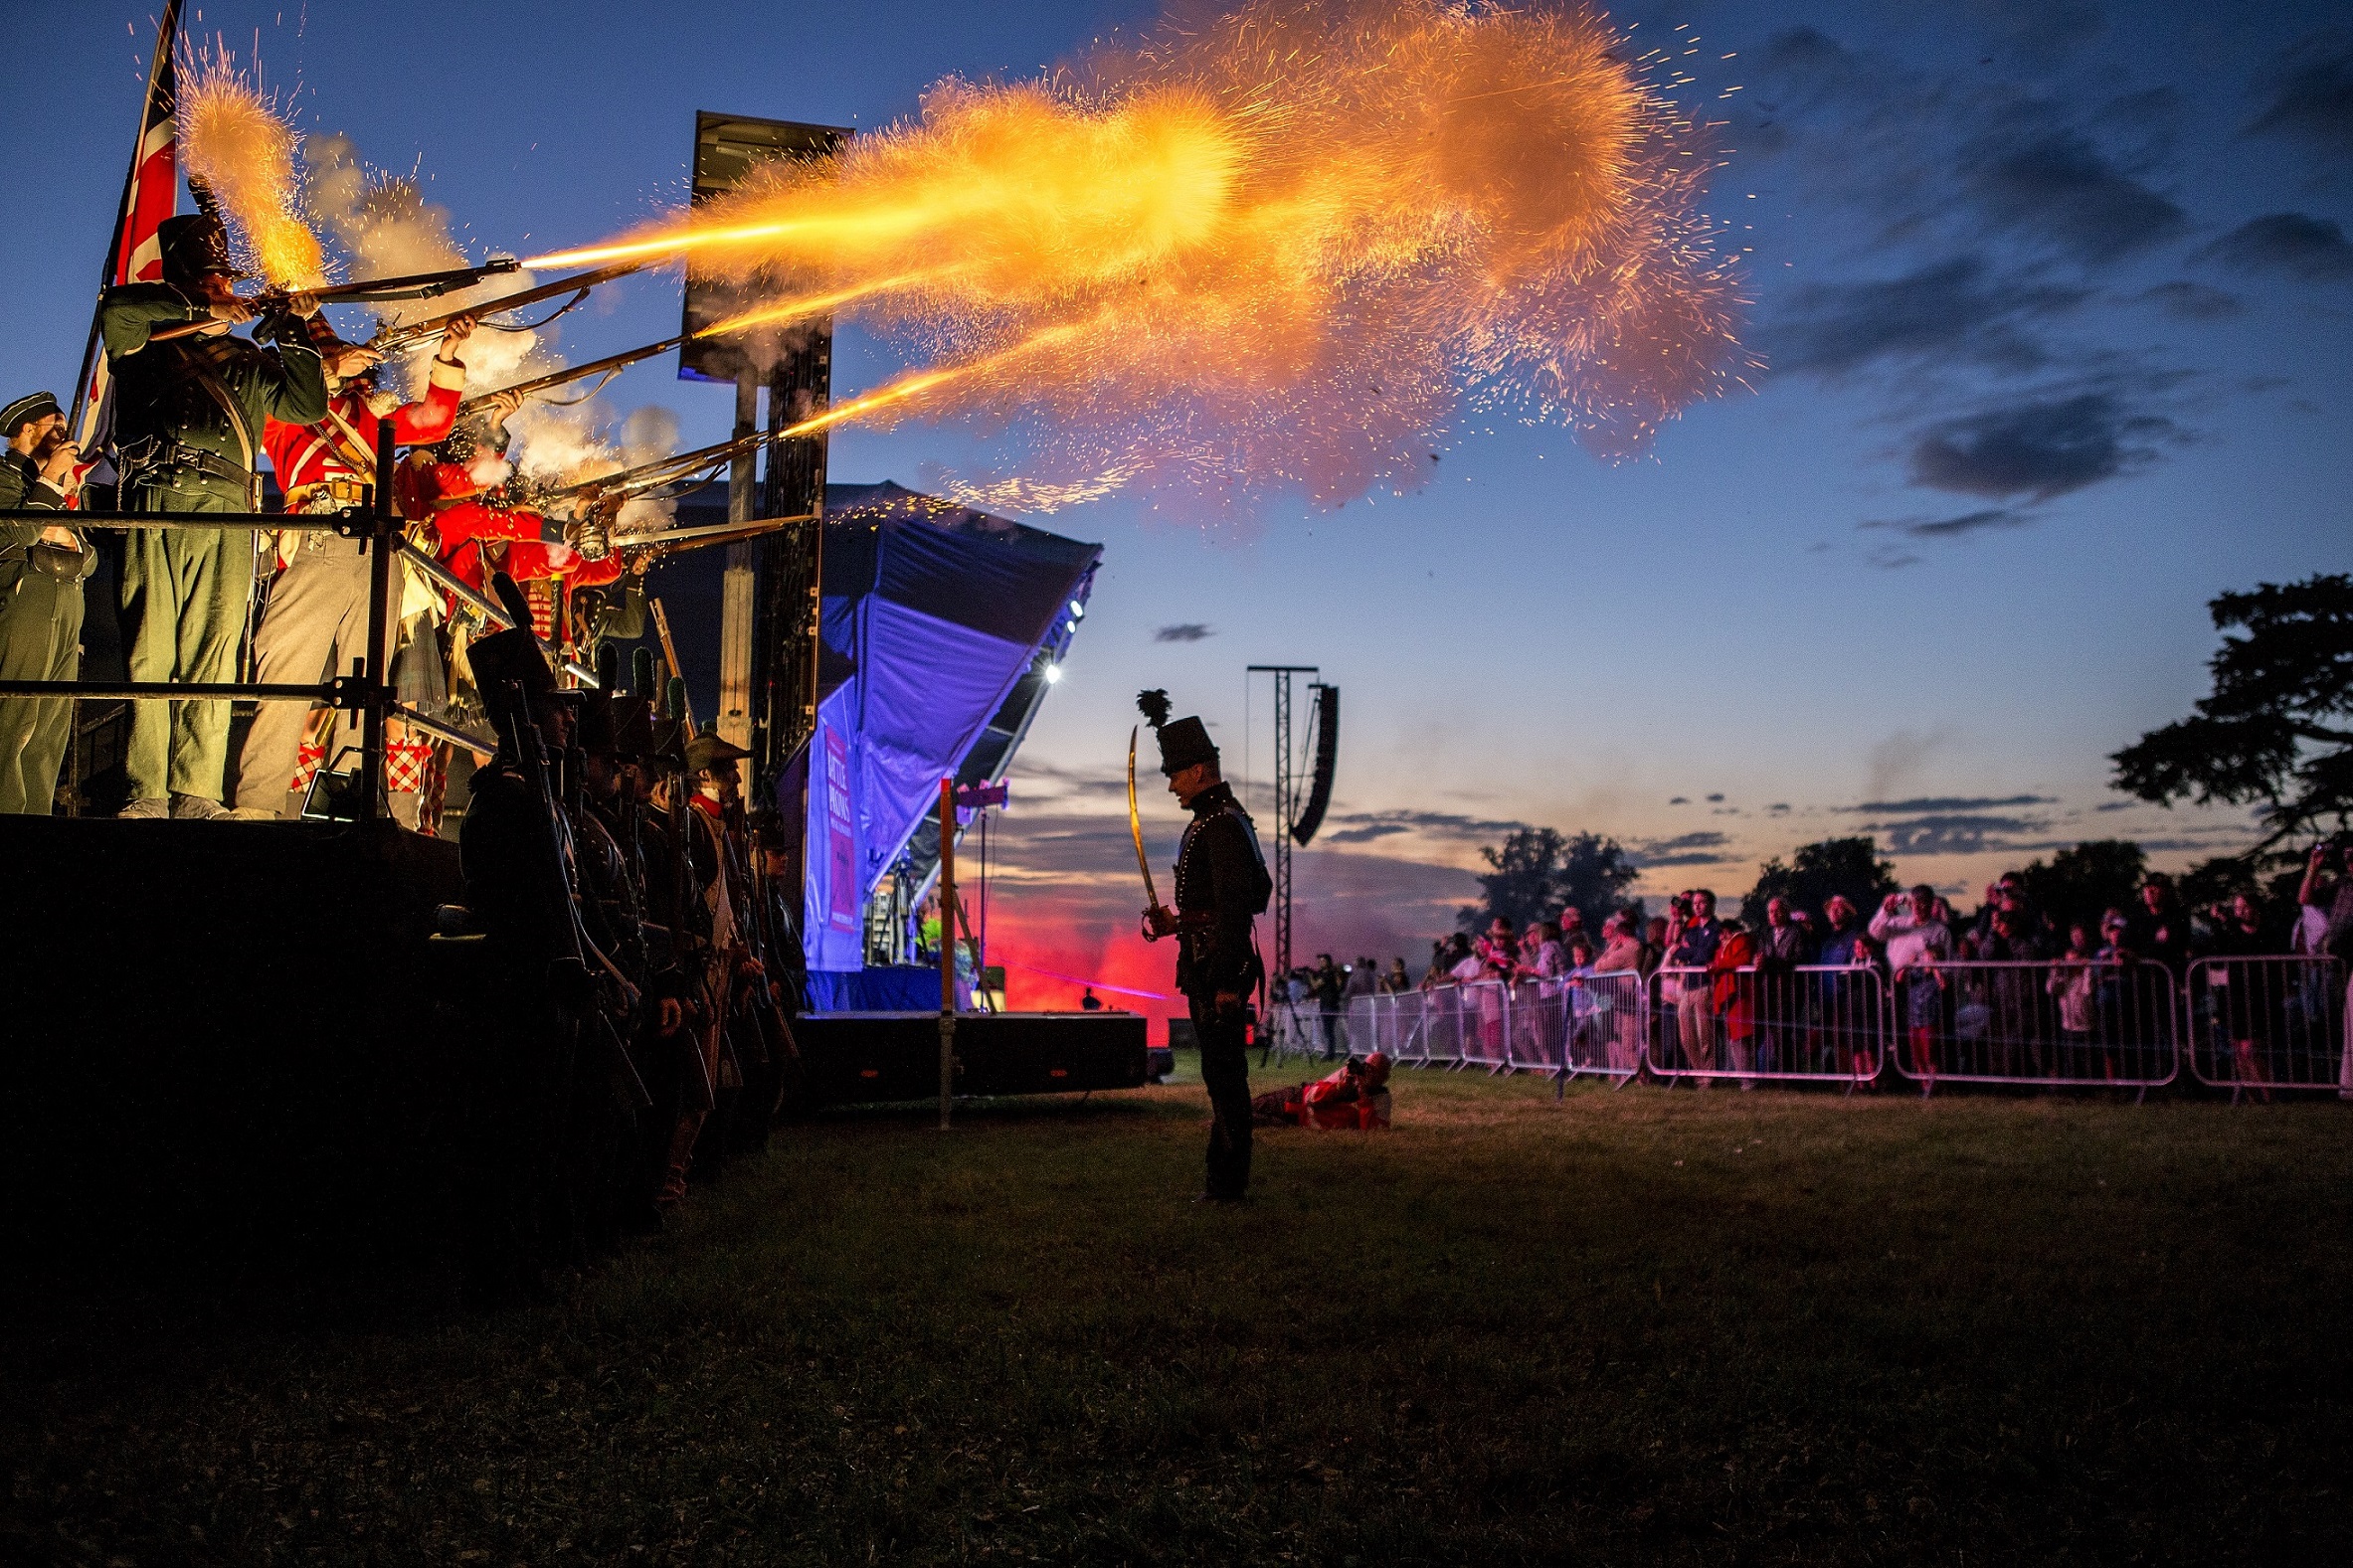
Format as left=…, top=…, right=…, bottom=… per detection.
left=1136, top=689, right=1172, bottom=730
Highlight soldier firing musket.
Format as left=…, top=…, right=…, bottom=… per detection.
left=141, top=256, right=523, bottom=347
left=101, top=213, right=330, bottom=819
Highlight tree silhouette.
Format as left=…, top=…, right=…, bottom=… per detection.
left=1459, top=828, right=1638, bottom=936
left=2017, top=840, right=2148, bottom=933
left=1742, top=836, right=1899, bottom=923
left=2112, top=574, right=2353, bottom=852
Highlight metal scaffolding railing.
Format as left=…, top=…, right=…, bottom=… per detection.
left=0, top=419, right=589, bottom=818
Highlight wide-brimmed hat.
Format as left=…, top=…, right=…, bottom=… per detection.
left=684, top=727, right=748, bottom=777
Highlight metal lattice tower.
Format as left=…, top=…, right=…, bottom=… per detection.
left=1248, top=664, right=1318, bottom=984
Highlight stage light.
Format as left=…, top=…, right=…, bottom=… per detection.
left=1044, top=663, right=1063, bottom=683
left=1069, top=600, right=1085, bottom=618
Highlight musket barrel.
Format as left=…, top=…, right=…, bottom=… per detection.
left=372, top=260, right=652, bottom=353
left=542, top=427, right=783, bottom=503
left=457, top=333, right=689, bottom=415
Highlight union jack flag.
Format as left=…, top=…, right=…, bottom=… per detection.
left=70, top=0, right=182, bottom=463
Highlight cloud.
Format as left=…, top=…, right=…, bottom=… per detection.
left=1969, top=0, right=2105, bottom=55
left=1631, top=830, right=1735, bottom=868
left=1667, top=795, right=1689, bottom=805
left=2246, top=33, right=2353, bottom=162
left=1862, top=812, right=2055, bottom=855
left=1705, top=793, right=1725, bottom=803
left=1321, top=808, right=1524, bottom=846
left=1906, top=392, right=2175, bottom=500
left=1861, top=507, right=2032, bottom=540
left=1844, top=794, right=2056, bottom=812
left=1758, top=25, right=1863, bottom=83
left=2138, top=280, right=2244, bottom=320
left=1963, top=131, right=2185, bottom=261
left=1008, top=759, right=1130, bottom=800
left=1765, top=257, right=2090, bottom=379
left=1152, top=622, right=1214, bottom=642
left=2198, top=213, right=2353, bottom=282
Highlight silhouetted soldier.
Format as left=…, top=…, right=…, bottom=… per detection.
left=1139, top=689, right=1271, bottom=1203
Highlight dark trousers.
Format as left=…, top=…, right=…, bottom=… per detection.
left=1193, top=995, right=1252, bottom=1199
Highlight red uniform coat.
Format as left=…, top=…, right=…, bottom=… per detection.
left=264, top=359, right=465, bottom=495
left=398, top=456, right=621, bottom=596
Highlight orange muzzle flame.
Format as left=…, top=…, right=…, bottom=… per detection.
left=527, top=0, right=1753, bottom=510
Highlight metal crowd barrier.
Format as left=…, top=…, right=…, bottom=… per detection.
left=2183, top=956, right=2347, bottom=1096
left=1418, top=984, right=1466, bottom=1066
left=1884, top=958, right=2179, bottom=1092
left=1455, top=979, right=1511, bottom=1071
left=1259, top=999, right=1325, bottom=1064
left=1344, top=993, right=1391, bottom=1062
left=1646, top=964, right=1889, bottom=1087
left=1327, top=954, right=2336, bottom=1104
left=1558, top=970, right=1649, bottom=1082
left=1504, top=980, right=1565, bottom=1076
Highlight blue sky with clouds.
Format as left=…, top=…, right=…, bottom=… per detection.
left=4, top=1, right=2347, bottom=967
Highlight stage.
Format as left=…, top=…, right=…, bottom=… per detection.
left=796, top=1010, right=1150, bottom=1106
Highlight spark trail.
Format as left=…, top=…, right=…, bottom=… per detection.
left=178, top=42, right=330, bottom=288
left=526, top=0, right=1754, bottom=513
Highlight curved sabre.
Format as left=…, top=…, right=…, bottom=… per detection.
left=1128, top=725, right=1166, bottom=929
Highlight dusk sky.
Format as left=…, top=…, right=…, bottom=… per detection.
left=5, top=1, right=2348, bottom=1006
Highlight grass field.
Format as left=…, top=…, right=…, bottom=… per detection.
left=6, top=1058, right=2352, bottom=1566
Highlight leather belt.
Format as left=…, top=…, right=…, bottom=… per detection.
left=286, top=478, right=369, bottom=512
left=117, top=436, right=253, bottom=489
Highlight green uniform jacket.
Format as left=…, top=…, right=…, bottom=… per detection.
left=99, top=283, right=329, bottom=491
left=0, top=450, right=93, bottom=588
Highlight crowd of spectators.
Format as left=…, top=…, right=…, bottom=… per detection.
left=1330, top=838, right=2353, bottom=1092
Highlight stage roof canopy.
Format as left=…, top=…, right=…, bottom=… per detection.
left=802, top=482, right=1099, bottom=972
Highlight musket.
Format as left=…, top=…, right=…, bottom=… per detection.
left=541, top=427, right=783, bottom=505
left=369, top=259, right=652, bottom=356
left=311, top=256, right=521, bottom=303
left=648, top=599, right=697, bottom=732
left=146, top=258, right=526, bottom=345
left=457, top=332, right=689, bottom=416
left=608, top=510, right=815, bottom=554
left=489, top=663, right=651, bottom=1112
left=1129, top=726, right=1173, bottom=942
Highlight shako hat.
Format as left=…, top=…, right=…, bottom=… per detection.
left=1138, top=688, right=1216, bottom=777
left=608, top=694, right=656, bottom=759
left=157, top=214, right=240, bottom=286
left=577, top=690, right=621, bottom=756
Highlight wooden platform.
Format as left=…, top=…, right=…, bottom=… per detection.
left=0, top=816, right=472, bottom=1262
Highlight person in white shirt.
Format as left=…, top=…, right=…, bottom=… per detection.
left=1871, top=885, right=1954, bottom=1086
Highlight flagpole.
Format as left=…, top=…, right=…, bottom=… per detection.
left=71, top=0, right=181, bottom=450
